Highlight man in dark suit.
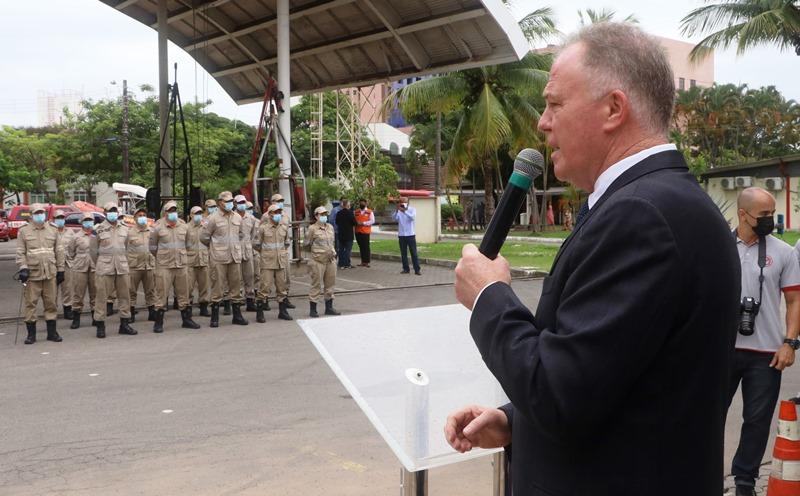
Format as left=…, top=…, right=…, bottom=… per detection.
left=446, top=23, right=741, bottom=495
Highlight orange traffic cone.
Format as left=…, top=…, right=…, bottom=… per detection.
left=767, top=400, right=800, bottom=495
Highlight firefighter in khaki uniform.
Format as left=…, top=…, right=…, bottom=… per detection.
left=235, top=194, right=258, bottom=312
left=68, top=212, right=97, bottom=329
left=186, top=206, right=211, bottom=317
left=304, top=206, right=340, bottom=318
left=246, top=201, right=262, bottom=308
left=16, top=203, right=65, bottom=344
left=53, top=210, right=74, bottom=320
left=271, top=193, right=296, bottom=310
left=91, top=202, right=138, bottom=339
left=201, top=191, right=248, bottom=327
left=254, top=203, right=293, bottom=322
left=149, top=201, right=201, bottom=332
left=128, top=207, right=157, bottom=323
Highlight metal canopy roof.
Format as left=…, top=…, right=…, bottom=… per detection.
left=100, top=0, right=529, bottom=104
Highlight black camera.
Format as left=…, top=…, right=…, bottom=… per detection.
left=739, top=297, right=760, bottom=336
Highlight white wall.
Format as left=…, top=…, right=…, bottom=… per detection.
left=705, top=176, right=794, bottom=229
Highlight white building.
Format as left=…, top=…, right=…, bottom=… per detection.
left=37, top=90, right=83, bottom=127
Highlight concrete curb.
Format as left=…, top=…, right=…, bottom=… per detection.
left=359, top=251, right=548, bottom=278
left=439, top=233, right=564, bottom=245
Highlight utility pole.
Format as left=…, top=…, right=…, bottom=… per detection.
left=122, top=79, right=130, bottom=183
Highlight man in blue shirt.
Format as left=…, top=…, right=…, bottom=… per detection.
left=392, top=196, right=420, bottom=275
left=328, top=199, right=342, bottom=255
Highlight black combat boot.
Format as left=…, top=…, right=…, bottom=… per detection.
left=181, top=308, right=201, bottom=329
left=210, top=303, right=220, bottom=328
left=256, top=301, right=266, bottom=323
left=46, top=320, right=62, bottom=342
left=264, top=298, right=271, bottom=311
left=231, top=303, right=249, bottom=325
left=129, top=306, right=136, bottom=323
left=91, top=311, right=99, bottom=326
left=24, top=322, right=36, bottom=344
left=172, top=297, right=179, bottom=310
left=284, top=298, right=295, bottom=309
left=63, top=305, right=73, bottom=320
left=107, top=301, right=115, bottom=316
left=309, top=302, right=319, bottom=318
left=199, top=302, right=210, bottom=317
left=246, top=297, right=256, bottom=312
left=278, top=301, right=293, bottom=321
left=70, top=311, right=81, bottom=329
left=223, top=299, right=232, bottom=315
left=153, top=309, right=165, bottom=333
left=96, top=321, right=106, bottom=339
left=147, top=305, right=156, bottom=321
left=325, top=299, right=341, bottom=316
left=119, top=317, right=138, bottom=335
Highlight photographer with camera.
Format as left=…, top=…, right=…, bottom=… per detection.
left=729, top=187, right=800, bottom=496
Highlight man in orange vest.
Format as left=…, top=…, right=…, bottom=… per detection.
left=354, top=198, right=375, bottom=268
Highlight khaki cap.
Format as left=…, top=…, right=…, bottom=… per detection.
left=245, top=201, right=253, bottom=209
left=82, top=212, right=94, bottom=221
left=190, top=206, right=203, bottom=215
left=234, top=194, right=247, bottom=203
left=314, top=206, right=328, bottom=216
left=54, top=209, right=66, bottom=218
left=218, top=191, right=233, bottom=201
left=163, top=200, right=178, bottom=212
left=204, top=199, right=216, bottom=208
left=103, top=202, right=118, bottom=211
left=271, top=193, right=284, bottom=202
left=31, top=203, right=46, bottom=214
left=267, top=204, right=282, bottom=213
left=134, top=206, right=148, bottom=215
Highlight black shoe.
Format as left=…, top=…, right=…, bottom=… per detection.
left=223, top=300, right=232, bottom=315
left=309, top=302, right=319, bottom=318
left=231, top=303, right=249, bottom=325
left=264, top=298, right=271, bottom=311
left=96, top=321, right=106, bottom=339
left=147, top=305, right=156, bottom=321
left=172, top=297, right=179, bottom=310
left=325, top=299, right=341, bottom=316
left=107, top=302, right=115, bottom=316
left=70, top=312, right=81, bottom=329
left=735, top=486, right=756, bottom=496
left=24, top=321, right=36, bottom=345
left=246, top=297, right=257, bottom=312
left=181, top=308, right=201, bottom=329
left=129, top=306, right=136, bottom=323
left=256, top=301, right=266, bottom=323
left=278, top=301, right=293, bottom=321
left=46, top=320, right=62, bottom=342
left=401, top=270, right=410, bottom=274
left=63, top=305, right=73, bottom=320
left=119, top=318, right=138, bottom=336
left=153, top=309, right=165, bottom=333
left=199, top=302, right=210, bottom=317
left=415, top=271, right=421, bottom=276
left=210, top=303, right=220, bottom=328
left=284, top=298, right=295, bottom=309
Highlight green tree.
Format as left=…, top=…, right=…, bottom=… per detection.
left=305, top=177, right=341, bottom=211
left=342, top=154, right=399, bottom=213
left=577, top=8, right=639, bottom=25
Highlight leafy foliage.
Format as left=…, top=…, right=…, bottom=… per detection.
left=305, top=177, right=341, bottom=211
left=342, top=154, right=399, bottom=213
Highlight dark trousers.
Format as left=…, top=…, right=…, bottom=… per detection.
left=338, top=238, right=353, bottom=268
left=355, top=233, right=371, bottom=264
left=399, top=235, right=420, bottom=273
left=727, top=349, right=782, bottom=488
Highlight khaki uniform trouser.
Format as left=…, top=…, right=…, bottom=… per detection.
left=253, top=256, right=260, bottom=288
left=309, top=259, right=336, bottom=303
left=129, top=269, right=155, bottom=308
left=208, top=259, right=229, bottom=299
left=95, top=274, right=131, bottom=321
left=258, top=267, right=288, bottom=302
left=155, top=267, right=189, bottom=310
left=71, top=271, right=97, bottom=313
left=211, top=262, right=243, bottom=304
left=24, top=278, right=58, bottom=322
left=188, top=265, right=210, bottom=304
left=242, top=258, right=255, bottom=299
left=58, top=269, right=72, bottom=308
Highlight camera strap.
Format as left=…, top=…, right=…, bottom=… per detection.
left=757, top=235, right=766, bottom=304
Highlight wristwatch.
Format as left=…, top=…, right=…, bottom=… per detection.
left=784, top=338, right=800, bottom=350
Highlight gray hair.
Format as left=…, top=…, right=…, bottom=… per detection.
left=563, top=23, right=675, bottom=135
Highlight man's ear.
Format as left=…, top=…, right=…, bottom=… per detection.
left=602, top=89, right=629, bottom=133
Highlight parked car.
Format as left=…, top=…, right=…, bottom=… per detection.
left=0, top=220, right=10, bottom=242
left=7, top=204, right=77, bottom=238
left=64, top=211, right=106, bottom=230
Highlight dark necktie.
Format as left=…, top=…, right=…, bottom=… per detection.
left=575, top=201, right=589, bottom=225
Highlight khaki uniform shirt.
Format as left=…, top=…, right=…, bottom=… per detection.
left=305, top=222, right=336, bottom=263
left=186, top=221, right=209, bottom=268
left=255, top=220, right=290, bottom=270
left=200, top=211, right=243, bottom=264
left=68, top=229, right=95, bottom=273
left=16, top=223, right=64, bottom=280
left=91, top=220, right=131, bottom=276
left=127, top=225, right=155, bottom=270
left=149, top=218, right=189, bottom=269
left=56, top=227, right=74, bottom=269
left=240, top=213, right=257, bottom=262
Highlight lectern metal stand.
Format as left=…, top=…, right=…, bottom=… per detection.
left=492, top=452, right=506, bottom=496
left=401, top=468, right=428, bottom=496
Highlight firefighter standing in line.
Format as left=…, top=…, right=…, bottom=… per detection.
left=149, top=201, right=201, bottom=332
left=53, top=210, right=74, bottom=320
left=68, top=212, right=97, bottom=329
left=186, top=205, right=211, bottom=317
left=246, top=201, right=262, bottom=309
left=271, top=193, right=296, bottom=310
left=127, top=207, right=157, bottom=323
left=254, top=203, right=293, bottom=322
left=235, top=194, right=258, bottom=313
left=304, top=206, right=340, bottom=318
left=16, top=203, right=65, bottom=344
left=91, top=202, right=138, bottom=339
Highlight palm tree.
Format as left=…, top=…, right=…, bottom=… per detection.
left=680, top=0, right=800, bottom=61
left=577, top=8, right=639, bottom=26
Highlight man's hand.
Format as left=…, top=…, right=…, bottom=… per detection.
left=771, top=344, right=796, bottom=370
left=18, top=268, right=29, bottom=284
left=444, top=405, right=510, bottom=453
left=56, top=271, right=65, bottom=285
left=455, top=244, right=511, bottom=309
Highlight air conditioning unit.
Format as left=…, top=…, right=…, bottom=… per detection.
left=765, top=177, right=785, bottom=191
left=720, top=178, right=736, bottom=190
left=735, top=176, right=753, bottom=188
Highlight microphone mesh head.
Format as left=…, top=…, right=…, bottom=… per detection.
left=514, top=148, right=545, bottom=179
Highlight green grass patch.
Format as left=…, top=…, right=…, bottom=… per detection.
left=778, top=231, right=800, bottom=247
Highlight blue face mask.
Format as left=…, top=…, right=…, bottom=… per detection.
left=167, top=212, right=178, bottom=222
left=277, top=202, right=284, bottom=210
left=106, top=212, right=118, bottom=223
left=319, top=215, right=328, bottom=224
left=32, top=213, right=46, bottom=224
left=82, top=221, right=94, bottom=229
left=272, top=214, right=282, bottom=223
left=193, top=214, right=203, bottom=224
left=224, top=201, right=234, bottom=212
left=136, top=216, right=147, bottom=226
left=207, top=207, right=217, bottom=215
left=54, top=219, right=65, bottom=228
left=236, top=203, right=247, bottom=212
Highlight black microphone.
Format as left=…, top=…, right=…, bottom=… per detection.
left=478, top=149, right=544, bottom=260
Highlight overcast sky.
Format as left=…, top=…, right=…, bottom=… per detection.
left=0, top=0, right=797, bottom=129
